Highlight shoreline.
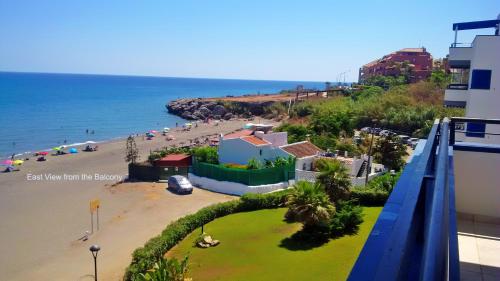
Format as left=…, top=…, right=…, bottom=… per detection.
left=0, top=118, right=278, bottom=280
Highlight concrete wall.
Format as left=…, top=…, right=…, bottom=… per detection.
left=188, top=173, right=289, bottom=196
left=454, top=149, right=500, bottom=218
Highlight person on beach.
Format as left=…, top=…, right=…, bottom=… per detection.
left=11, top=153, right=15, bottom=160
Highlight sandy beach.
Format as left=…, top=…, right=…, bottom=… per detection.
left=0, top=118, right=276, bottom=280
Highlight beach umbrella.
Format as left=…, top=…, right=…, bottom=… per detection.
left=13, top=160, right=24, bottom=165
left=37, top=151, right=49, bottom=156
left=69, top=148, right=78, bottom=154
left=2, top=160, right=13, bottom=165
left=146, top=132, right=155, bottom=137
left=149, top=130, right=158, bottom=134
left=185, top=123, right=192, bottom=126
left=52, top=146, right=62, bottom=151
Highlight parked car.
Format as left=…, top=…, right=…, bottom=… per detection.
left=360, top=127, right=371, bottom=133
left=397, top=135, right=410, bottom=144
left=379, top=130, right=391, bottom=137
left=167, top=175, right=193, bottom=194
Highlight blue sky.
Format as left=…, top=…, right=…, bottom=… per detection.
left=0, top=0, right=497, bottom=82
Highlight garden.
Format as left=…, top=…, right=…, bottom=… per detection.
left=166, top=207, right=381, bottom=281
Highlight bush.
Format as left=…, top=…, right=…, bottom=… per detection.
left=192, top=146, right=218, bottom=164
left=246, top=157, right=263, bottom=170
left=124, top=190, right=290, bottom=280
left=329, top=200, right=364, bottom=237
left=350, top=188, right=389, bottom=206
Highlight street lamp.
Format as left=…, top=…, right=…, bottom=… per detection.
left=89, top=244, right=101, bottom=281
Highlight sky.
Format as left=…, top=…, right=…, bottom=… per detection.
left=0, top=0, right=498, bottom=82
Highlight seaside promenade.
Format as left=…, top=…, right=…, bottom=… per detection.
left=0, top=119, right=263, bottom=280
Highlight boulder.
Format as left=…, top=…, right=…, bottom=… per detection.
left=212, top=105, right=227, bottom=116
left=198, top=106, right=211, bottom=116
left=223, top=113, right=233, bottom=120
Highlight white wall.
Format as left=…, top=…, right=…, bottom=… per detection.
left=466, top=36, right=500, bottom=119
left=454, top=149, right=500, bottom=218
left=262, top=132, right=288, bottom=147
left=218, top=138, right=287, bottom=165
left=188, top=173, right=289, bottom=196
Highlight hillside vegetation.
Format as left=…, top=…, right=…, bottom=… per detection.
left=277, top=75, right=463, bottom=152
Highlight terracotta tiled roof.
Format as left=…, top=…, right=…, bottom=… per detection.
left=280, top=141, right=323, bottom=158
left=223, top=129, right=253, bottom=140
left=242, top=136, right=269, bottom=146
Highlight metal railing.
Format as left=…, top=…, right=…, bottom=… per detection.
left=447, top=83, right=468, bottom=90
left=450, top=117, right=500, bottom=146
left=348, top=119, right=459, bottom=281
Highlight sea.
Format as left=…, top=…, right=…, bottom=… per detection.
left=0, top=72, right=325, bottom=158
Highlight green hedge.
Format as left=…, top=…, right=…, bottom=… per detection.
left=124, top=190, right=289, bottom=281
left=350, top=188, right=389, bottom=206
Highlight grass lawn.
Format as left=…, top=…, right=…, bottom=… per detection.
left=166, top=206, right=382, bottom=281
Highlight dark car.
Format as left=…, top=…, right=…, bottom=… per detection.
left=167, top=175, right=193, bottom=194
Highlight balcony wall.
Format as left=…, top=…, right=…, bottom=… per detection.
left=448, top=47, right=472, bottom=68
left=453, top=148, right=500, bottom=218
left=444, top=89, right=467, bottom=107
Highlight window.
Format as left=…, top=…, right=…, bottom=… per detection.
left=466, top=122, right=486, bottom=138
left=470, top=69, right=492, bottom=90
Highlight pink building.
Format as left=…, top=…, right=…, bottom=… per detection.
left=359, top=47, right=433, bottom=83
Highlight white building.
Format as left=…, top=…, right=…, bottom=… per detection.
left=444, top=15, right=500, bottom=144
left=217, top=129, right=289, bottom=165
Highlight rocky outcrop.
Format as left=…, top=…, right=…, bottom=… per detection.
left=166, top=98, right=282, bottom=121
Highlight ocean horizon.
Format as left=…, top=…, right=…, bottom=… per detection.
left=0, top=71, right=326, bottom=158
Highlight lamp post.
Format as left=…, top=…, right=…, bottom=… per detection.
left=89, top=245, right=101, bottom=281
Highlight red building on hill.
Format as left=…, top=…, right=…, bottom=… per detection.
left=358, top=47, right=433, bottom=83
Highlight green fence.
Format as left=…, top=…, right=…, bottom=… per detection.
left=190, top=161, right=295, bottom=186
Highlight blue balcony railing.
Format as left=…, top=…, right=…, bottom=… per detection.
left=348, top=119, right=459, bottom=281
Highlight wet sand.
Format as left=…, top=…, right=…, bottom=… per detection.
left=0, top=119, right=276, bottom=280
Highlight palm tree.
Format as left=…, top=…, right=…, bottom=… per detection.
left=316, top=158, right=351, bottom=202
left=285, top=181, right=335, bottom=229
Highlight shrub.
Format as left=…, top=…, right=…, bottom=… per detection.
left=329, top=200, right=364, bottom=237
left=350, top=188, right=389, bottom=206
left=293, top=102, right=315, bottom=117
left=192, top=146, right=218, bottom=164
left=246, top=157, right=263, bottom=170
left=124, top=190, right=290, bottom=280
left=137, top=256, right=189, bottom=281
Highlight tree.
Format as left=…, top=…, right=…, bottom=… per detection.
left=137, top=256, right=190, bottom=281
left=373, top=135, right=408, bottom=171
left=192, top=146, right=218, bottom=164
left=315, top=158, right=351, bottom=202
left=125, top=136, right=139, bottom=164
left=430, top=70, right=450, bottom=88
left=285, top=181, right=335, bottom=229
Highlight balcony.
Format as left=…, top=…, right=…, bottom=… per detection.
left=445, top=88, right=467, bottom=108
left=348, top=118, right=500, bottom=281
left=448, top=46, right=472, bottom=68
